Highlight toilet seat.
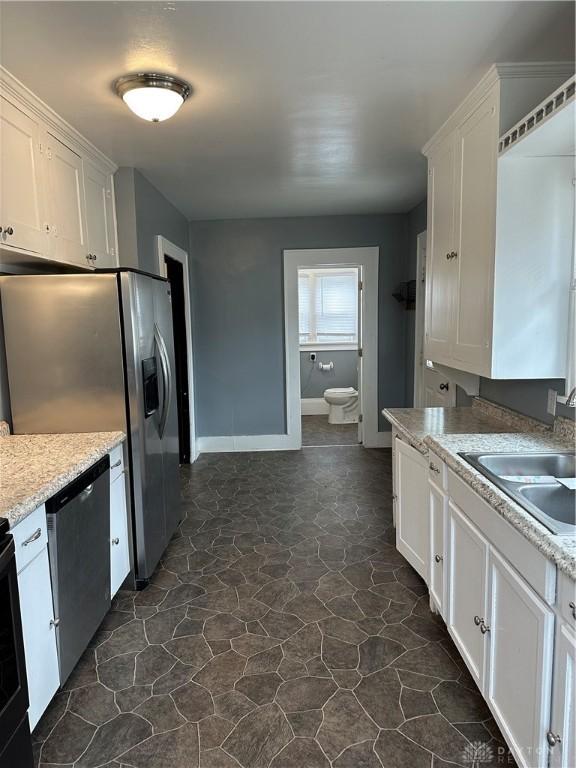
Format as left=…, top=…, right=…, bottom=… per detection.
left=324, top=387, right=358, bottom=397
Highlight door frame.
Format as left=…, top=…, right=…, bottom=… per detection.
left=283, top=247, right=381, bottom=448
left=156, top=236, right=197, bottom=462
left=413, top=230, right=427, bottom=407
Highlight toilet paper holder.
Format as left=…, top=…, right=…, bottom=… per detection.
left=318, top=361, right=334, bottom=371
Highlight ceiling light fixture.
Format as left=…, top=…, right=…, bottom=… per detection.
left=114, top=73, right=191, bottom=122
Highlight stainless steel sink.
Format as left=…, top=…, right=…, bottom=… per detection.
left=460, top=452, right=576, bottom=536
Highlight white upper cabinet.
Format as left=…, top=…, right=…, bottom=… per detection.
left=425, top=136, right=457, bottom=362
left=0, top=67, right=118, bottom=270
left=83, top=159, right=117, bottom=268
left=0, top=95, right=49, bottom=255
left=46, top=133, right=87, bottom=266
left=423, top=63, right=573, bottom=379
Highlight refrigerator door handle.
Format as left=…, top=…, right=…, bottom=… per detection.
left=154, top=323, right=173, bottom=439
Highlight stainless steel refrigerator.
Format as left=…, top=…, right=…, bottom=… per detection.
left=0, top=270, right=181, bottom=588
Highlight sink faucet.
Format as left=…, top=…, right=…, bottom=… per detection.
left=566, top=387, right=576, bottom=407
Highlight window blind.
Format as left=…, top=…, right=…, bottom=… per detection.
left=298, top=268, right=358, bottom=345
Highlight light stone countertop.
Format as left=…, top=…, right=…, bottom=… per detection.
left=425, top=432, right=576, bottom=580
left=0, top=431, right=125, bottom=528
left=382, top=405, right=520, bottom=454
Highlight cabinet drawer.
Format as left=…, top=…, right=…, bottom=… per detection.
left=448, top=469, right=556, bottom=603
left=557, top=571, right=576, bottom=628
left=109, top=443, right=124, bottom=482
left=12, top=504, right=48, bottom=574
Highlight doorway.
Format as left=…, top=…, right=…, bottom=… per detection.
left=298, top=266, right=361, bottom=447
left=156, top=236, right=197, bottom=463
left=283, top=247, right=381, bottom=449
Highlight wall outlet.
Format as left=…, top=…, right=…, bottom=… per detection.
left=547, top=388, right=557, bottom=416
left=309, top=352, right=316, bottom=362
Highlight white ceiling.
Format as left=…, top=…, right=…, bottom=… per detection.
left=1, top=2, right=573, bottom=220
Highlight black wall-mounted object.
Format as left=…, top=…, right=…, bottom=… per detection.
left=392, top=279, right=417, bottom=310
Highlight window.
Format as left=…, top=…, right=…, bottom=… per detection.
left=298, top=267, right=358, bottom=347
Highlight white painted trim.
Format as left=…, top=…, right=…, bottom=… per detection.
left=301, top=398, right=329, bottom=416
left=197, top=434, right=299, bottom=453
left=369, top=431, right=393, bottom=448
left=422, top=62, right=573, bottom=157
left=284, top=247, right=381, bottom=449
left=156, top=236, right=198, bottom=463
left=413, top=230, right=427, bottom=408
left=0, top=66, right=117, bottom=173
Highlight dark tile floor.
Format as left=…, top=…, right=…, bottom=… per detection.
left=32, top=446, right=514, bottom=768
left=301, top=416, right=358, bottom=447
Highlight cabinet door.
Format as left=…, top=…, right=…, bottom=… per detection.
left=486, top=548, right=554, bottom=768
left=0, top=96, right=49, bottom=254
left=394, top=438, right=429, bottom=580
left=46, top=134, right=88, bottom=266
left=110, top=473, right=130, bottom=596
left=447, top=500, right=489, bottom=688
left=451, top=89, right=498, bottom=375
left=425, top=135, right=457, bottom=364
left=429, top=479, right=446, bottom=615
left=18, top=548, right=60, bottom=730
left=549, top=623, right=576, bottom=768
left=83, top=159, right=117, bottom=268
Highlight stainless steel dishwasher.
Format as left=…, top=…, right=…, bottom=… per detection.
left=46, top=455, right=110, bottom=685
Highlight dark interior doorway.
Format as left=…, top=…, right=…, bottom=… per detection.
left=164, top=255, right=191, bottom=464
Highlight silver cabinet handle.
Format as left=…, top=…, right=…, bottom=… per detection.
left=154, top=323, right=172, bottom=439
left=434, top=554, right=443, bottom=563
left=49, top=618, right=60, bottom=629
left=429, top=463, right=440, bottom=474
left=480, top=621, right=490, bottom=634
left=111, top=537, right=120, bottom=546
left=439, top=382, right=449, bottom=391
left=22, top=528, right=42, bottom=546
left=5, top=226, right=14, bottom=236
left=111, top=459, right=122, bottom=469
left=569, top=601, right=576, bottom=620
left=547, top=731, right=561, bottom=748
left=474, top=615, right=482, bottom=626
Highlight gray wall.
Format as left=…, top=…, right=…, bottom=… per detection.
left=479, top=378, right=575, bottom=425
left=189, top=214, right=408, bottom=438
left=115, top=167, right=189, bottom=275
left=404, top=200, right=427, bottom=406
left=300, top=350, right=358, bottom=398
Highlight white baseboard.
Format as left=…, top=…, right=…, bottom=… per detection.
left=197, top=429, right=391, bottom=454
left=365, top=431, right=392, bottom=448
left=197, top=433, right=300, bottom=453
left=300, top=397, right=329, bottom=415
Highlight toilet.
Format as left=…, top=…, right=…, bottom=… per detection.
left=323, top=387, right=359, bottom=424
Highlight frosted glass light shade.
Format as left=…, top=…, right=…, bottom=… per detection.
left=114, top=73, right=191, bottom=122
left=122, top=87, right=184, bottom=122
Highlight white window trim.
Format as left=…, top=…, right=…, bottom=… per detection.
left=298, top=267, right=359, bottom=347
left=299, top=344, right=358, bottom=352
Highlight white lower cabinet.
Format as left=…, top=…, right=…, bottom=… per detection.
left=393, top=447, right=574, bottom=768
left=394, top=438, right=429, bottom=580
left=447, top=500, right=489, bottom=688
left=110, top=472, right=130, bottom=597
left=548, top=622, right=576, bottom=768
left=18, top=547, right=60, bottom=731
left=486, top=548, right=554, bottom=768
left=428, top=478, right=446, bottom=616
